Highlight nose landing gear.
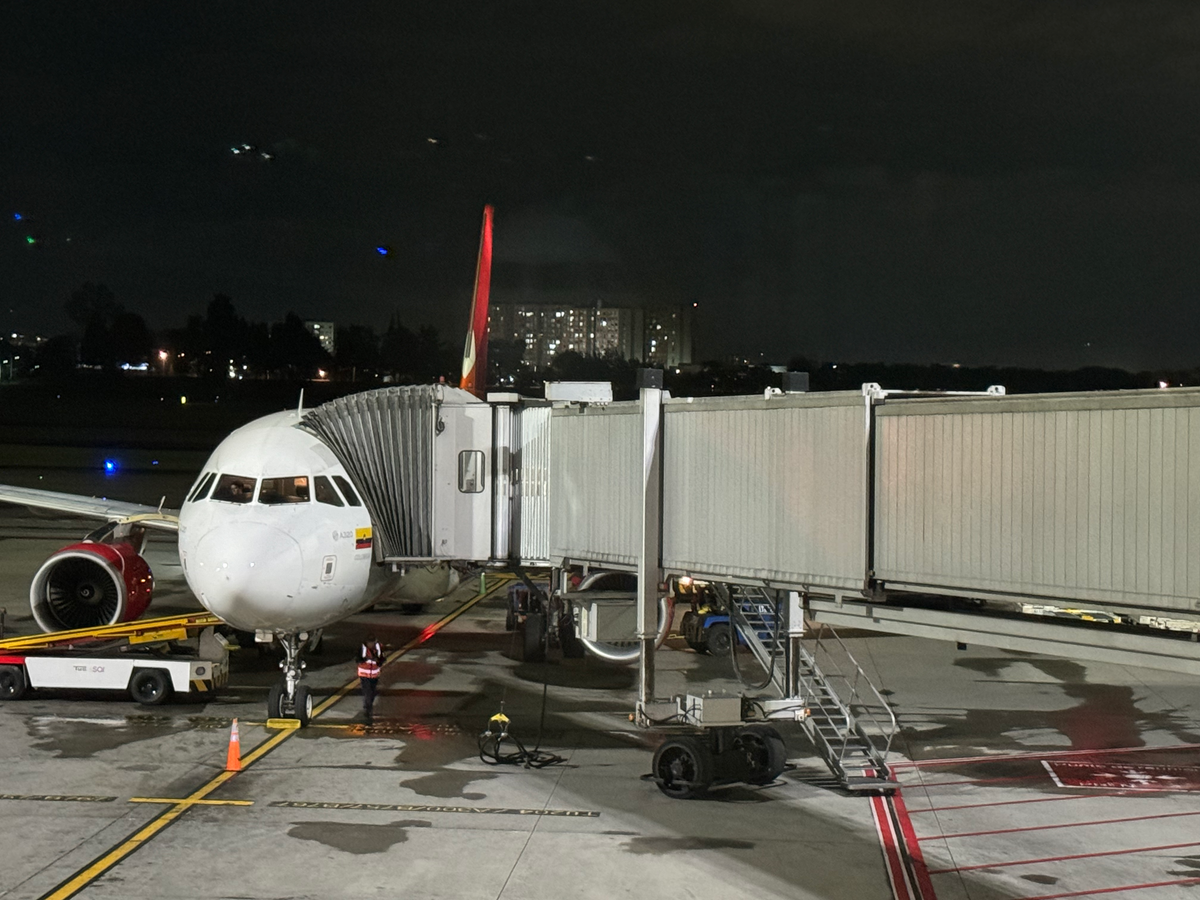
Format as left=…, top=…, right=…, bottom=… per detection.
left=265, top=631, right=314, bottom=726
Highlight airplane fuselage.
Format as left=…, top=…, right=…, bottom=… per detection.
left=178, top=410, right=375, bottom=634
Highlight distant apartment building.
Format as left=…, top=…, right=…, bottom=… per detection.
left=487, top=210, right=692, bottom=369
left=305, top=321, right=335, bottom=356
left=489, top=303, right=692, bottom=369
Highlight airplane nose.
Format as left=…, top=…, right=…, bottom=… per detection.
left=187, top=523, right=303, bottom=632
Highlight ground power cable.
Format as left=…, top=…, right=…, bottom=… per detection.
left=479, top=574, right=565, bottom=769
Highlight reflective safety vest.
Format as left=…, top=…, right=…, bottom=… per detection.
left=358, top=642, right=382, bottom=679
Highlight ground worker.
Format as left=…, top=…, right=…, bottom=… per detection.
left=357, top=634, right=383, bottom=721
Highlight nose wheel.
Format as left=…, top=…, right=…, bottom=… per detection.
left=266, top=632, right=313, bottom=726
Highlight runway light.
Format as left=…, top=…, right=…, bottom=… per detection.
left=103, top=459, right=118, bottom=475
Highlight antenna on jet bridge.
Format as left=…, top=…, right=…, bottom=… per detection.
left=297, top=389, right=305, bottom=415
left=158, top=496, right=166, bottom=513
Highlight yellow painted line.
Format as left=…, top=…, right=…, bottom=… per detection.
left=39, top=580, right=508, bottom=900
left=129, top=797, right=254, bottom=806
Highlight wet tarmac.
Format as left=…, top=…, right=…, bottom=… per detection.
left=1, top=506, right=1199, bottom=899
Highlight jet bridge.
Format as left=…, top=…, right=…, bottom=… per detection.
left=300, top=385, right=494, bottom=564
left=540, top=381, right=1200, bottom=793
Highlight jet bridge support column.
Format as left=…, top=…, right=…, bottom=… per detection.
left=637, top=382, right=664, bottom=708
left=786, top=590, right=805, bottom=698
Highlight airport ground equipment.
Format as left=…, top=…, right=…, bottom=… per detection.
left=0, top=612, right=228, bottom=705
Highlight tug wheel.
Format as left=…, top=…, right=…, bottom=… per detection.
left=706, top=623, right=732, bottom=656
left=0, top=665, right=26, bottom=700
left=653, top=736, right=714, bottom=799
left=129, top=668, right=172, bottom=706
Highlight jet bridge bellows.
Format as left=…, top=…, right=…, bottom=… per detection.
left=301, top=385, right=493, bottom=563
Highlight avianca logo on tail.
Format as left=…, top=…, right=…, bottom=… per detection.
left=460, top=204, right=494, bottom=397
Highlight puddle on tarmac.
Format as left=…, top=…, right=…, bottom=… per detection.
left=1020, top=874, right=1059, bottom=885
left=622, top=837, right=756, bottom=854
left=287, top=819, right=430, bottom=854
left=399, top=770, right=496, bottom=800
left=1169, top=857, right=1200, bottom=877
left=27, top=716, right=189, bottom=758
left=902, top=657, right=1200, bottom=757
left=511, top=661, right=636, bottom=691
left=387, top=660, right=442, bottom=686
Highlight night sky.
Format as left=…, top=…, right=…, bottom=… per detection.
left=5, top=2, right=1200, bottom=370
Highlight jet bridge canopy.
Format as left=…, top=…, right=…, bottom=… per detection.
left=300, top=385, right=493, bottom=563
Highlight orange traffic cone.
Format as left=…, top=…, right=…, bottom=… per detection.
left=225, top=718, right=242, bottom=772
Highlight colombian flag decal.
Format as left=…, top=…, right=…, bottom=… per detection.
left=355, top=527, right=373, bottom=550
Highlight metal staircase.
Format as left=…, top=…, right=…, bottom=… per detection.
left=722, top=586, right=899, bottom=792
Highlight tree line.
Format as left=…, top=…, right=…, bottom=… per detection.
left=17, top=283, right=460, bottom=384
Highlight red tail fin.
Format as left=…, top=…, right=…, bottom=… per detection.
left=460, top=204, right=494, bottom=397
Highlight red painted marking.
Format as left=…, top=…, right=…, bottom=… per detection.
left=926, top=839, right=1200, bottom=875
left=870, top=792, right=913, bottom=900
left=907, top=791, right=1125, bottom=813
left=888, top=788, right=937, bottom=900
left=900, top=774, right=1043, bottom=789
left=0, top=656, right=25, bottom=665
left=1019, top=876, right=1200, bottom=899
left=1045, top=760, right=1200, bottom=792
left=920, top=807, right=1200, bottom=841
left=890, top=742, right=1200, bottom=770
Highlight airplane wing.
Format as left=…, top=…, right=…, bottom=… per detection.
left=0, top=484, right=180, bottom=532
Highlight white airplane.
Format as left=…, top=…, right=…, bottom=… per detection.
left=0, top=205, right=496, bottom=724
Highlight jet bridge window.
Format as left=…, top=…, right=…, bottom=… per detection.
left=211, top=474, right=256, bottom=504
left=458, top=450, right=485, bottom=493
left=187, top=471, right=217, bottom=503
left=332, top=475, right=362, bottom=507
left=314, top=475, right=343, bottom=507
left=258, top=476, right=310, bottom=505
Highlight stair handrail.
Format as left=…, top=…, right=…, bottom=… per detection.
left=805, top=622, right=898, bottom=764
left=723, top=585, right=787, bottom=695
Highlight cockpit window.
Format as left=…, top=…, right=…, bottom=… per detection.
left=314, top=475, right=343, bottom=507
left=211, top=474, right=256, bottom=504
left=188, top=471, right=217, bottom=503
left=258, top=476, right=310, bottom=505
left=332, top=475, right=362, bottom=507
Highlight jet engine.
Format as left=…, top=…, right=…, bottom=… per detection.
left=29, top=541, right=153, bottom=632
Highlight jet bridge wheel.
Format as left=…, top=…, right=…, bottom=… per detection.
left=653, top=736, right=714, bottom=799
left=733, top=724, right=787, bottom=785
left=0, top=665, right=27, bottom=700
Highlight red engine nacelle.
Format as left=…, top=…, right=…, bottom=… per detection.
left=29, top=542, right=153, bottom=632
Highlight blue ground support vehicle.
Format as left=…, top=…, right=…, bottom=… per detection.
left=679, top=582, right=781, bottom=656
